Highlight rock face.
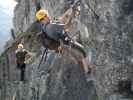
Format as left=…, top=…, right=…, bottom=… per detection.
left=28, top=54, right=97, bottom=100
left=1, top=0, right=133, bottom=100
left=3, top=53, right=97, bottom=100
left=81, top=0, right=133, bottom=99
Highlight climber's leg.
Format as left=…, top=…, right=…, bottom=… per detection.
left=80, top=58, right=91, bottom=74
left=20, top=63, right=26, bottom=81
left=16, top=62, right=20, bottom=69
left=62, top=45, right=92, bottom=75
left=62, top=46, right=78, bottom=64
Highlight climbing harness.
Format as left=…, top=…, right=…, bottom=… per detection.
left=37, top=48, right=48, bottom=69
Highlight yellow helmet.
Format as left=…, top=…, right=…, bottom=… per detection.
left=17, top=43, right=24, bottom=49
left=36, top=9, right=49, bottom=21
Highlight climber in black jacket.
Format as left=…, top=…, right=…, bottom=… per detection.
left=33, top=8, right=92, bottom=76
left=15, top=43, right=32, bottom=82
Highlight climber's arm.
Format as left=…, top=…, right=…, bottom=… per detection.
left=59, top=8, right=73, bottom=29
left=24, top=50, right=36, bottom=64
left=24, top=50, right=34, bottom=60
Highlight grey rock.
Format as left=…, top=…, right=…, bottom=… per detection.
left=1, top=0, right=133, bottom=100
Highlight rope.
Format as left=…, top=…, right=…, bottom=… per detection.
left=37, top=48, right=48, bottom=69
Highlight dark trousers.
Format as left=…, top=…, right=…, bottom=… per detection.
left=21, top=66, right=25, bottom=81
left=17, top=63, right=26, bottom=81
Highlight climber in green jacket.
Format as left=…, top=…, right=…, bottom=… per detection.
left=15, top=43, right=32, bottom=82
left=33, top=8, right=92, bottom=76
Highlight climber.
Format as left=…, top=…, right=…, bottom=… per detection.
left=34, top=8, right=92, bottom=76
left=15, top=43, right=32, bottom=82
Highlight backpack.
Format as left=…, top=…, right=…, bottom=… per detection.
left=36, top=22, right=65, bottom=51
